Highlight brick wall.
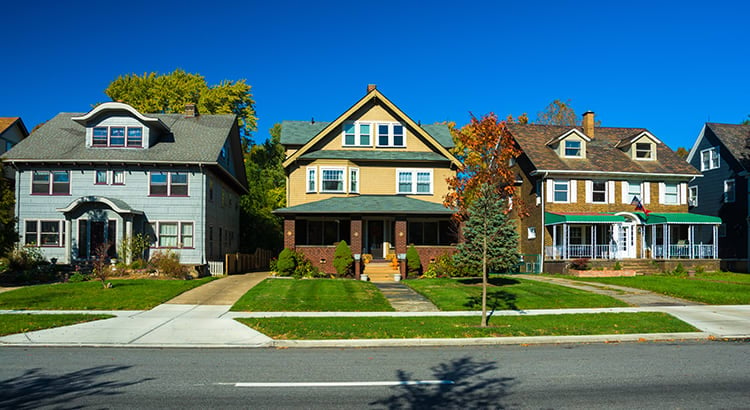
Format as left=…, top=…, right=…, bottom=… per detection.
left=415, top=246, right=457, bottom=275
left=283, top=218, right=295, bottom=249
left=295, top=246, right=337, bottom=275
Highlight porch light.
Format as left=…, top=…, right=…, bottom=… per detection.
left=354, top=254, right=361, bottom=260
left=320, top=258, right=326, bottom=264
left=398, top=231, right=404, bottom=237
left=286, top=230, right=292, bottom=236
left=353, top=231, right=359, bottom=237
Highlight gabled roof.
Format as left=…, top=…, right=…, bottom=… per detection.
left=274, top=195, right=454, bottom=215
left=506, top=123, right=699, bottom=177
left=614, top=130, right=662, bottom=148
left=688, top=123, right=750, bottom=171
left=545, top=128, right=591, bottom=146
left=281, top=88, right=460, bottom=168
left=0, top=117, right=29, bottom=136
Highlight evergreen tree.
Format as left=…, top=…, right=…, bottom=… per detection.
left=454, top=184, right=520, bottom=327
left=406, top=244, right=422, bottom=276
left=333, top=240, right=353, bottom=277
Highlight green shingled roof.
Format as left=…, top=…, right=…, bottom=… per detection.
left=274, top=195, right=455, bottom=215
left=280, top=121, right=454, bottom=148
left=300, top=150, right=450, bottom=162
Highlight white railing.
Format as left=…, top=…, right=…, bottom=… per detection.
left=545, top=244, right=617, bottom=260
left=207, top=260, right=224, bottom=276
left=650, top=244, right=715, bottom=259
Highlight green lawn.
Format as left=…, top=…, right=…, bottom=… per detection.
left=238, top=312, right=696, bottom=339
left=566, top=272, right=750, bottom=305
left=403, top=277, right=628, bottom=310
left=231, top=278, right=395, bottom=312
left=0, top=313, right=114, bottom=336
left=0, top=278, right=215, bottom=310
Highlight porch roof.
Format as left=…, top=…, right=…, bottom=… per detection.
left=640, top=212, right=722, bottom=225
left=274, top=195, right=455, bottom=215
left=544, top=212, right=627, bottom=225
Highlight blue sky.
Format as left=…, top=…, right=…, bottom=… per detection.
left=2, top=0, right=748, bottom=150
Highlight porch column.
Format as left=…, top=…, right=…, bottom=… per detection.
left=283, top=217, right=296, bottom=250
left=395, top=218, right=407, bottom=278
left=591, top=225, right=595, bottom=259
left=125, top=217, right=133, bottom=264
left=689, top=225, right=695, bottom=259
left=713, top=224, right=718, bottom=259
left=351, top=218, right=363, bottom=280
left=64, top=219, right=72, bottom=264
left=551, top=225, right=557, bottom=259
left=563, top=224, right=569, bottom=259
left=665, top=225, right=670, bottom=259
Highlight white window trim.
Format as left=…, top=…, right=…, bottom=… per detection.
left=149, top=171, right=189, bottom=197
left=688, top=186, right=698, bottom=207
left=319, top=166, right=346, bottom=193
left=660, top=182, right=679, bottom=205
left=724, top=179, right=736, bottom=203
left=23, top=219, right=65, bottom=247
left=563, top=140, right=583, bottom=158
left=376, top=122, right=407, bottom=148
left=152, top=221, right=195, bottom=249
left=622, top=181, right=643, bottom=204
left=551, top=179, right=571, bottom=203
left=527, top=226, right=536, bottom=240
left=700, top=147, right=720, bottom=171
left=396, top=168, right=433, bottom=195
left=634, top=142, right=655, bottom=161
left=349, top=167, right=360, bottom=194
left=306, top=167, right=317, bottom=193
left=342, top=121, right=373, bottom=147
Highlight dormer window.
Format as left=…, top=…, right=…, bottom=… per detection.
left=92, top=126, right=143, bottom=148
left=635, top=142, right=654, bottom=160
left=377, top=123, right=406, bottom=147
left=564, top=140, right=582, bottom=157
left=343, top=122, right=372, bottom=146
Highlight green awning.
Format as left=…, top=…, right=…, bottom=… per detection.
left=643, top=213, right=722, bottom=225
left=544, top=212, right=627, bottom=225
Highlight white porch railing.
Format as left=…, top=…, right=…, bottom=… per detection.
left=207, top=260, right=224, bottom=276
left=545, top=244, right=617, bottom=260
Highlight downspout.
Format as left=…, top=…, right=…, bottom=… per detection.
left=200, top=164, right=206, bottom=265
left=539, top=172, right=548, bottom=273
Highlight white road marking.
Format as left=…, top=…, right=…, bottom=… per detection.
left=233, top=380, right=454, bottom=387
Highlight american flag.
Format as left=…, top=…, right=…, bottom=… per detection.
left=631, top=196, right=650, bottom=215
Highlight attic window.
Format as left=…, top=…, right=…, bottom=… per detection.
left=92, top=126, right=143, bottom=148
left=564, top=140, right=582, bottom=157
left=635, top=143, right=654, bottom=160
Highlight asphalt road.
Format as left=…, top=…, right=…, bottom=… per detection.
left=1, top=341, right=748, bottom=409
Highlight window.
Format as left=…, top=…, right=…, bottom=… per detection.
left=376, top=123, right=407, bottom=147
left=306, top=167, right=316, bottom=193
left=627, top=181, right=642, bottom=202
left=553, top=180, right=569, bottom=202
left=25, top=220, right=64, bottom=246
left=701, top=147, right=720, bottom=171
left=150, top=172, right=188, bottom=196
left=724, top=179, right=735, bottom=203
left=350, top=168, right=359, bottom=193
left=93, top=127, right=108, bottom=146
left=635, top=142, right=653, bottom=160
left=321, top=168, right=344, bottom=192
left=112, top=170, right=124, bottom=185
left=95, top=171, right=108, bottom=185
left=688, top=186, right=698, bottom=207
left=407, top=220, right=456, bottom=246
left=153, top=221, right=194, bottom=248
left=295, top=219, right=350, bottom=245
left=32, top=171, right=69, bottom=195
left=91, top=126, right=143, bottom=148
left=564, top=140, right=582, bottom=157
left=127, top=128, right=143, bottom=147
left=5, top=141, right=14, bottom=151
left=343, top=122, right=372, bottom=146
left=397, top=169, right=432, bottom=194
left=592, top=181, right=607, bottom=203
left=664, top=183, right=678, bottom=204
left=528, top=227, right=537, bottom=240
left=109, top=127, right=125, bottom=146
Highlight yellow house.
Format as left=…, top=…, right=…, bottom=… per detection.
left=275, top=85, right=461, bottom=278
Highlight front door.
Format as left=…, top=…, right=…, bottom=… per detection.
left=78, top=219, right=117, bottom=259
left=367, top=220, right=383, bottom=259
left=616, top=223, right=635, bottom=258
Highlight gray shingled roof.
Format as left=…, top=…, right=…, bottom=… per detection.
left=705, top=123, right=750, bottom=170
left=3, top=112, right=235, bottom=164
left=300, top=150, right=450, bottom=162
left=280, top=120, right=454, bottom=149
left=507, top=124, right=700, bottom=176
left=274, top=195, right=455, bottom=215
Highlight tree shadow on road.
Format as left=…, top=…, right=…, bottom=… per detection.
left=0, top=365, right=153, bottom=410
left=370, top=356, right=515, bottom=409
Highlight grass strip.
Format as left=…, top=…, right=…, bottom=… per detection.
left=231, top=278, right=394, bottom=312
left=0, top=313, right=114, bottom=336
left=0, top=278, right=215, bottom=310
left=404, top=277, right=628, bottom=311
left=565, top=273, right=750, bottom=305
left=238, top=312, right=696, bottom=340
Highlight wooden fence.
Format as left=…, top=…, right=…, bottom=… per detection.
left=223, top=248, right=274, bottom=275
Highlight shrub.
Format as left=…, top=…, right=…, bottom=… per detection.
left=569, top=258, right=591, bottom=270
left=7, top=245, right=45, bottom=272
left=276, top=248, right=295, bottom=276
left=68, top=271, right=90, bottom=283
left=91, top=242, right=113, bottom=288
left=406, top=245, right=421, bottom=276
left=292, top=255, right=322, bottom=279
left=333, top=240, right=354, bottom=277
left=672, top=263, right=687, bottom=276
left=119, top=233, right=152, bottom=265
left=613, top=261, right=622, bottom=271
left=269, top=257, right=278, bottom=273
left=422, top=253, right=459, bottom=278
left=148, top=249, right=188, bottom=278
left=694, top=265, right=705, bottom=275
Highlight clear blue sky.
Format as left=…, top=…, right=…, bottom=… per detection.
left=2, top=0, right=748, bottom=150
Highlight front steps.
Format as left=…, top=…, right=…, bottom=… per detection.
left=364, top=261, right=401, bottom=282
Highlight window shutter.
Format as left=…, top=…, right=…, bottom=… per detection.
left=643, top=182, right=650, bottom=204
left=585, top=180, right=592, bottom=203
left=621, top=181, right=629, bottom=204
left=546, top=179, right=554, bottom=203
left=570, top=180, right=577, bottom=203
left=680, top=183, right=687, bottom=205
left=608, top=181, right=616, bottom=203
left=658, top=182, right=665, bottom=204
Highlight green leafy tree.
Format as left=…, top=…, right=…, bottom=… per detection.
left=0, top=165, right=18, bottom=255
left=333, top=240, right=353, bottom=277
left=406, top=244, right=422, bottom=276
left=454, top=184, right=520, bottom=327
left=105, top=69, right=257, bottom=140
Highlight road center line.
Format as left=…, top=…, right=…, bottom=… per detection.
left=234, top=380, right=454, bottom=387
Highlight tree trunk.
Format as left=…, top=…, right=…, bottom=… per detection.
left=481, top=231, right=488, bottom=327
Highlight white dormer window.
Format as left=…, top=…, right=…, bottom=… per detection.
left=377, top=123, right=406, bottom=147
left=343, top=122, right=371, bottom=146
left=635, top=142, right=654, bottom=160
left=564, top=140, right=582, bottom=157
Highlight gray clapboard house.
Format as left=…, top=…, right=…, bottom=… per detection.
left=1, top=102, right=248, bottom=265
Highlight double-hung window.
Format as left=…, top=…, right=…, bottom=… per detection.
left=349, top=168, right=359, bottom=193
left=32, top=171, right=70, bottom=195
left=150, top=172, right=188, bottom=196
left=688, top=186, right=698, bottom=207
left=95, top=170, right=108, bottom=184
left=152, top=221, right=194, bottom=248
left=635, top=143, right=653, bottom=160
left=724, top=179, right=735, bottom=203
left=25, top=220, right=64, bottom=246
left=127, top=128, right=143, bottom=147
left=701, top=147, right=720, bottom=171
left=92, top=126, right=143, bottom=148
left=553, top=180, right=569, bottom=202
left=664, top=183, right=678, bottom=204
left=397, top=169, right=432, bottom=194
left=627, top=181, right=642, bottom=202
left=343, top=122, right=372, bottom=146
left=320, top=168, right=345, bottom=193
left=96, top=170, right=125, bottom=185
left=377, top=123, right=406, bottom=147
left=306, top=167, right=317, bottom=193
left=592, top=181, right=607, bottom=203
left=564, top=140, right=582, bottom=157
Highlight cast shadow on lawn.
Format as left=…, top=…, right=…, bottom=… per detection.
left=0, top=365, right=154, bottom=410
left=371, top=356, right=516, bottom=409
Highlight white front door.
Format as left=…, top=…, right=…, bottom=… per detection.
left=616, top=223, right=636, bottom=259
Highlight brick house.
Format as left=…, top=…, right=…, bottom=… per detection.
left=507, top=112, right=721, bottom=273
left=274, top=85, right=461, bottom=278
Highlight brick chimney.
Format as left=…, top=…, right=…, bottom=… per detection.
left=367, top=84, right=377, bottom=93
left=582, top=111, right=595, bottom=138
left=184, top=103, right=198, bottom=118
